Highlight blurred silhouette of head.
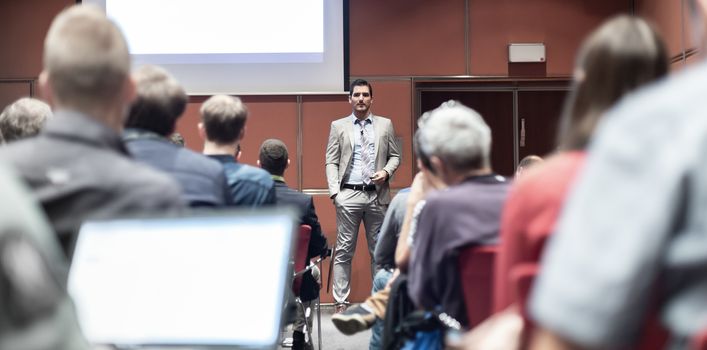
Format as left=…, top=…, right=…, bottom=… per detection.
left=0, top=98, right=52, bottom=143
left=558, top=15, right=668, bottom=151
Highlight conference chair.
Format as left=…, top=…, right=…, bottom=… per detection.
left=287, top=224, right=329, bottom=350
left=457, top=245, right=498, bottom=328
left=510, top=261, right=669, bottom=350
left=291, top=225, right=312, bottom=297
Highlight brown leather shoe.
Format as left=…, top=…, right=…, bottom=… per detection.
left=331, top=304, right=376, bottom=335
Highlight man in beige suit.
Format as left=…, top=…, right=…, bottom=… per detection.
left=325, top=79, right=401, bottom=311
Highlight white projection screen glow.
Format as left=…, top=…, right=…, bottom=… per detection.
left=83, top=0, right=346, bottom=94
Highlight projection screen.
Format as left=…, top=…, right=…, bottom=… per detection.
left=82, top=0, right=346, bottom=95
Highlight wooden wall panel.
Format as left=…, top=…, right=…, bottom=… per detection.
left=469, top=0, right=630, bottom=76
left=349, top=0, right=466, bottom=76
left=368, top=80, right=414, bottom=188
left=238, top=96, right=299, bottom=183
left=0, top=0, right=71, bottom=78
left=0, top=82, right=32, bottom=113
left=686, top=51, right=701, bottom=66
left=636, top=0, right=684, bottom=58
left=301, top=95, right=350, bottom=189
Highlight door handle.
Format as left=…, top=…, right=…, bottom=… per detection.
left=520, top=118, right=526, bottom=147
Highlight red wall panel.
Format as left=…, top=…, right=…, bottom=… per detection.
left=301, top=95, right=350, bottom=189
left=636, top=0, right=684, bottom=59
left=349, top=0, right=467, bottom=76
left=0, top=82, right=32, bottom=114
left=469, top=0, right=630, bottom=76
left=0, top=0, right=71, bottom=78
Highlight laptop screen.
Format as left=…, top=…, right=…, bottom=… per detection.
left=68, top=211, right=296, bottom=349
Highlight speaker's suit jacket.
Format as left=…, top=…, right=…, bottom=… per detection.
left=325, top=114, right=401, bottom=204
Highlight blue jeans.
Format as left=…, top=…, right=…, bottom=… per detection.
left=369, top=268, right=393, bottom=350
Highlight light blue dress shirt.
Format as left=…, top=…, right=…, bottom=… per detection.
left=347, top=114, right=376, bottom=185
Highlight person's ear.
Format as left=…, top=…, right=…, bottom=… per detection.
left=38, top=71, right=54, bottom=107
left=122, top=76, right=136, bottom=105
left=239, top=126, right=246, bottom=141
left=257, top=159, right=261, bottom=167
left=430, top=156, right=446, bottom=180
left=286, top=158, right=291, bottom=169
left=573, top=68, right=586, bottom=83
left=197, top=122, right=206, bottom=139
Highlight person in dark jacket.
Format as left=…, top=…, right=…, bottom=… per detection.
left=259, top=138, right=328, bottom=350
left=123, top=65, right=230, bottom=207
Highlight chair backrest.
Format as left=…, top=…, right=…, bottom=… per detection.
left=292, top=224, right=311, bottom=295
left=458, top=245, right=498, bottom=328
left=509, top=260, right=668, bottom=350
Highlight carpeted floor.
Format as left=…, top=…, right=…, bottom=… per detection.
left=280, top=303, right=372, bottom=350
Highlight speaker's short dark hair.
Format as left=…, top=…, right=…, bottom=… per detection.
left=349, top=79, right=373, bottom=97
left=259, top=139, right=288, bottom=176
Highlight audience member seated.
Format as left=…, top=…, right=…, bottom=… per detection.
left=494, top=15, right=668, bottom=315
left=514, top=154, right=543, bottom=178
left=332, top=101, right=505, bottom=339
left=123, top=65, right=230, bottom=207
left=0, top=162, right=89, bottom=350
left=199, top=95, right=276, bottom=207
left=0, top=5, right=185, bottom=257
left=527, top=9, right=707, bottom=350
left=0, top=97, right=52, bottom=144
left=407, top=100, right=510, bottom=328
left=368, top=186, right=409, bottom=350
left=258, top=138, right=328, bottom=350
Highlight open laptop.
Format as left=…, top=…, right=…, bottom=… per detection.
left=67, top=210, right=297, bottom=350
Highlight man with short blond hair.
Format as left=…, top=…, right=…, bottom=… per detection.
left=200, top=94, right=275, bottom=207
left=0, top=4, right=184, bottom=257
